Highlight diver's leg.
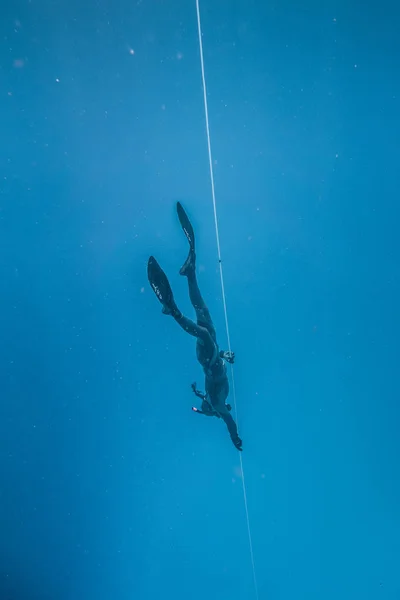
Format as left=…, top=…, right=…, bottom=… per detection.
left=176, top=202, right=216, bottom=342
left=184, top=269, right=216, bottom=342
left=173, top=313, right=216, bottom=368
left=186, top=269, right=206, bottom=310
left=172, top=312, right=204, bottom=338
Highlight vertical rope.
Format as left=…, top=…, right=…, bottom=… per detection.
left=195, top=2, right=259, bottom=598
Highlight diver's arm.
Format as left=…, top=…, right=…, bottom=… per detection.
left=220, top=411, right=238, bottom=437
left=220, top=411, right=242, bottom=450
left=191, top=382, right=206, bottom=400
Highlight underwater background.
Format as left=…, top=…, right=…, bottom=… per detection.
left=1, top=0, right=399, bottom=598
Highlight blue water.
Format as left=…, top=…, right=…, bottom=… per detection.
left=1, top=1, right=399, bottom=598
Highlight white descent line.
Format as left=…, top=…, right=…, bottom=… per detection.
left=194, top=2, right=259, bottom=599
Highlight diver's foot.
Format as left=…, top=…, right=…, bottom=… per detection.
left=179, top=249, right=196, bottom=276
left=161, top=304, right=181, bottom=318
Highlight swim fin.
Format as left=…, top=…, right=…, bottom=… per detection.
left=177, top=202, right=196, bottom=276
left=147, top=256, right=177, bottom=314
left=177, top=202, right=195, bottom=251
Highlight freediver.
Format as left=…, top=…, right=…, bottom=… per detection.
left=147, top=202, right=242, bottom=451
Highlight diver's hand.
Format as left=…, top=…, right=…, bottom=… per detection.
left=221, top=350, right=235, bottom=364
left=231, top=434, right=243, bottom=451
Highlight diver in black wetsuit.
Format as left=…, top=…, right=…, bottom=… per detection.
left=147, top=202, right=242, bottom=451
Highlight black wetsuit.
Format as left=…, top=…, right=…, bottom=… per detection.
left=147, top=202, right=241, bottom=450
left=172, top=269, right=239, bottom=442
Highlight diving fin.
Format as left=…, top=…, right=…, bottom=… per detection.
left=177, top=202, right=195, bottom=251
left=177, top=202, right=196, bottom=276
left=147, top=256, right=177, bottom=314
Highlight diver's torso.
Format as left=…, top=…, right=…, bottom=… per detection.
left=204, top=358, right=229, bottom=407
